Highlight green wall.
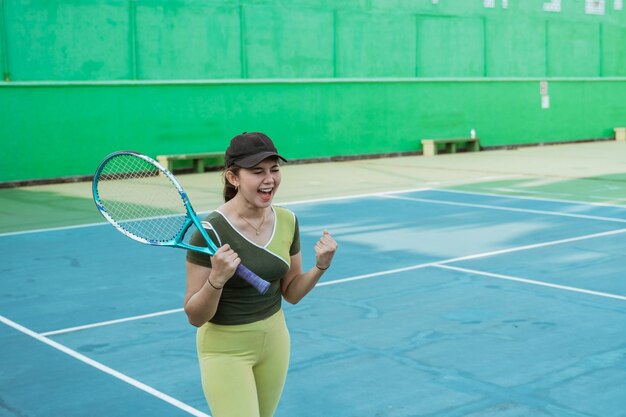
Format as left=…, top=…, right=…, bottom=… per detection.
left=2, top=78, right=624, bottom=182
left=1, top=0, right=625, bottom=183
left=3, top=1, right=625, bottom=81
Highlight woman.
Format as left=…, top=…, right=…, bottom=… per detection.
left=184, top=132, right=338, bottom=417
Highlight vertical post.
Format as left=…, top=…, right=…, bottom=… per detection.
left=0, top=0, right=10, bottom=81
left=332, top=9, right=338, bottom=78
left=544, top=20, right=550, bottom=76
left=129, top=0, right=138, bottom=80
left=482, top=16, right=488, bottom=77
left=415, top=14, right=420, bottom=77
left=239, top=5, right=247, bottom=78
left=598, top=23, right=603, bottom=77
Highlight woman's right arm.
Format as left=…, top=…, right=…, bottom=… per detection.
left=183, top=244, right=240, bottom=327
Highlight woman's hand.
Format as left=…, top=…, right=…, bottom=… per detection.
left=209, top=244, right=241, bottom=288
left=280, top=230, right=338, bottom=304
left=185, top=249, right=237, bottom=326
left=314, top=230, right=338, bottom=270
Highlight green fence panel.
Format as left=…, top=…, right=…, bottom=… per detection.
left=486, top=16, right=546, bottom=77
left=135, top=3, right=242, bottom=79
left=416, top=16, right=485, bottom=77
left=0, top=0, right=8, bottom=80
left=5, top=0, right=131, bottom=81
left=602, top=23, right=626, bottom=76
left=548, top=21, right=601, bottom=76
left=244, top=6, right=334, bottom=79
left=336, top=11, right=416, bottom=77
left=1, top=1, right=625, bottom=81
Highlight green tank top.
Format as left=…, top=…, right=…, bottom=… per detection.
left=186, top=205, right=300, bottom=325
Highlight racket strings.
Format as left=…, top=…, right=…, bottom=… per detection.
left=96, top=155, right=188, bottom=242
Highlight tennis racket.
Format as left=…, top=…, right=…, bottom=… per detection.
left=92, top=150, right=271, bottom=294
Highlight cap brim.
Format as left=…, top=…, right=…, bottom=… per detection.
left=233, top=152, right=287, bottom=168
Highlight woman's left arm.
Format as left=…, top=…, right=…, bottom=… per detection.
left=281, top=230, right=338, bottom=304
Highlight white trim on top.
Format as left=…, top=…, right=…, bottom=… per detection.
left=214, top=207, right=290, bottom=268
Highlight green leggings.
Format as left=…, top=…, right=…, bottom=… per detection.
left=196, top=309, right=290, bottom=417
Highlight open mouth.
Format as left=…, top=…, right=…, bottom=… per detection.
left=259, top=187, right=273, bottom=201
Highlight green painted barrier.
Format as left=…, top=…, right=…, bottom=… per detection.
left=0, top=1, right=624, bottom=183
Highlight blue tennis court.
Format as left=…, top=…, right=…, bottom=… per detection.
left=2, top=186, right=625, bottom=417
left=3, top=2, right=626, bottom=416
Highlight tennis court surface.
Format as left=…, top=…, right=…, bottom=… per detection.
left=1, top=142, right=626, bottom=417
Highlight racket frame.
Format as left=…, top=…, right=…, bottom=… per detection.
left=93, top=151, right=270, bottom=294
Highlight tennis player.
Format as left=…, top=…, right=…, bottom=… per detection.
left=184, top=132, right=338, bottom=417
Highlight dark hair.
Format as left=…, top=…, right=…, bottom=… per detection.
left=223, top=166, right=241, bottom=202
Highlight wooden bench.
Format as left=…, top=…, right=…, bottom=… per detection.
left=421, top=137, right=480, bottom=157
left=156, top=152, right=224, bottom=173
left=615, top=127, right=626, bottom=142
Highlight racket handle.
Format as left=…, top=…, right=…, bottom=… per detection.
left=236, top=264, right=271, bottom=294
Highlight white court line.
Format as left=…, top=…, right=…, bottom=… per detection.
left=26, top=191, right=626, bottom=337
left=40, top=308, right=185, bottom=336
left=316, top=229, right=626, bottom=297
left=433, top=264, right=626, bottom=301
left=275, top=186, right=433, bottom=206
left=0, top=315, right=210, bottom=417
left=4, top=181, right=624, bottom=237
left=0, top=187, right=433, bottom=238
left=435, top=188, right=626, bottom=209
left=380, top=194, right=626, bottom=223
left=43, top=226, right=626, bottom=337
left=316, top=227, right=626, bottom=290
left=0, top=221, right=111, bottom=237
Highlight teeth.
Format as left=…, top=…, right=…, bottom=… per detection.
left=260, top=188, right=272, bottom=193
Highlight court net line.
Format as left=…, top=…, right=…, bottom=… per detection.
left=39, top=226, right=626, bottom=337
left=0, top=315, right=211, bottom=417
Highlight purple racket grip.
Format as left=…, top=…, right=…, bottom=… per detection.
left=236, top=264, right=271, bottom=294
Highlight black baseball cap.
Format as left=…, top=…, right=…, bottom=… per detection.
left=225, top=132, right=287, bottom=168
